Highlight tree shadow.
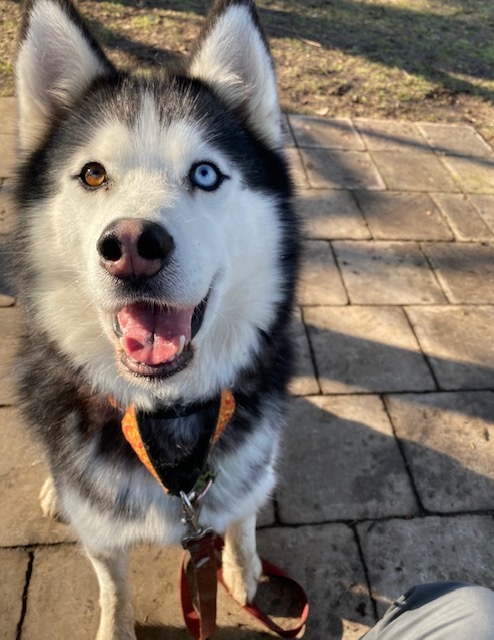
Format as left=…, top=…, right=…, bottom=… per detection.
left=88, top=19, right=181, bottom=68
left=6, top=0, right=486, bottom=106
left=76, top=0, right=494, bottom=106
left=269, top=389, right=494, bottom=634
left=260, top=0, right=493, bottom=86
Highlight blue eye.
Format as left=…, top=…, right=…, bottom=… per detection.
left=189, top=162, right=225, bottom=191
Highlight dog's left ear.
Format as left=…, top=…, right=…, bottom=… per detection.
left=190, top=0, right=282, bottom=149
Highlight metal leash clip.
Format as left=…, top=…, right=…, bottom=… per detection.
left=180, top=478, right=215, bottom=547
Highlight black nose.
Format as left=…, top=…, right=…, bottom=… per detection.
left=97, top=219, right=174, bottom=279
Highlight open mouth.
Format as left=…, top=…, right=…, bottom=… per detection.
left=112, top=296, right=208, bottom=378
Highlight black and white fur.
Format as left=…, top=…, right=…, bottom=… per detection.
left=13, top=0, right=299, bottom=637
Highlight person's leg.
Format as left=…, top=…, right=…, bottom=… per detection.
left=362, top=582, right=494, bottom=640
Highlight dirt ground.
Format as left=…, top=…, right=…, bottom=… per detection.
left=1, top=0, right=494, bottom=144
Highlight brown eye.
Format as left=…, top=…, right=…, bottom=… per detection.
left=80, top=162, right=107, bottom=188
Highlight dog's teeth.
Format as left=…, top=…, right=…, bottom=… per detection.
left=176, top=335, right=186, bottom=357
left=162, top=336, right=186, bottom=363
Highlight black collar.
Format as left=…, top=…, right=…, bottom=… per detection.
left=139, top=395, right=220, bottom=421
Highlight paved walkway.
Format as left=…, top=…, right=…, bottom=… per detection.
left=1, top=95, right=493, bottom=639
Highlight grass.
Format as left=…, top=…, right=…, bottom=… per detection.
left=1, top=0, right=493, bottom=143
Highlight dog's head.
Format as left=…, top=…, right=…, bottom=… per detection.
left=14, top=0, right=296, bottom=408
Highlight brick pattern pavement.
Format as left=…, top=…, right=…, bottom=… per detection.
left=0, top=102, right=493, bottom=639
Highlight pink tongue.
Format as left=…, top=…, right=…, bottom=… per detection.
left=117, top=303, right=193, bottom=365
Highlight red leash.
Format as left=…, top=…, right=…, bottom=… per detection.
left=181, top=529, right=219, bottom=640
left=218, top=560, right=309, bottom=638
left=181, top=535, right=309, bottom=639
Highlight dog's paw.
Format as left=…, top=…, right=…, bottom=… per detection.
left=222, top=551, right=262, bottom=605
left=39, top=476, right=66, bottom=522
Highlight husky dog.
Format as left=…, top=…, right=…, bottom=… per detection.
left=13, top=0, right=299, bottom=636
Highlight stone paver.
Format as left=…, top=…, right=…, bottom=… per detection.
left=0, top=240, right=15, bottom=307
left=304, top=306, right=435, bottom=394
left=23, top=546, right=100, bottom=640
left=416, top=122, right=494, bottom=158
left=277, top=395, right=418, bottom=522
left=354, top=119, right=428, bottom=152
left=298, top=189, right=370, bottom=240
left=259, top=525, right=374, bottom=639
left=440, top=155, right=494, bottom=194
left=2, top=101, right=494, bottom=639
left=0, top=97, right=16, bottom=135
left=290, top=307, right=320, bottom=396
left=469, top=194, right=494, bottom=232
left=0, top=407, right=77, bottom=546
left=289, top=115, right=365, bottom=150
left=0, top=181, right=15, bottom=236
left=357, top=515, right=494, bottom=617
left=298, top=240, right=348, bottom=305
left=0, top=548, right=29, bottom=640
left=333, top=241, right=447, bottom=305
left=405, top=305, right=494, bottom=390
left=421, top=242, right=494, bottom=303
left=371, top=151, right=460, bottom=192
left=0, top=307, right=20, bottom=403
left=431, top=193, right=492, bottom=241
left=284, top=147, right=310, bottom=190
left=281, top=113, right=296, bottom=147
left=299, top=148, right=386, bottom=190
left=354, top=191, right=453, bottom=241
left=0, top=134, right=16, bottom=179
left=385, top=391, right=494, bottom=512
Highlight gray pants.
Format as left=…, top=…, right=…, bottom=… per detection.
left=362, top=582, right=494, bottom=639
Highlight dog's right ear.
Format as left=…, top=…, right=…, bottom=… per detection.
left=189, top=0, right=282, bottom=150
left=16, top=0, right=114, bottom=151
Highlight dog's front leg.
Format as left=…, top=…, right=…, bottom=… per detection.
left=86, top=548, right=136, bottom=640
left=222, top=514, right=262, bottom=605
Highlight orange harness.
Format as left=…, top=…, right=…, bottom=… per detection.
left=121, top=388, right=235, bottom=494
